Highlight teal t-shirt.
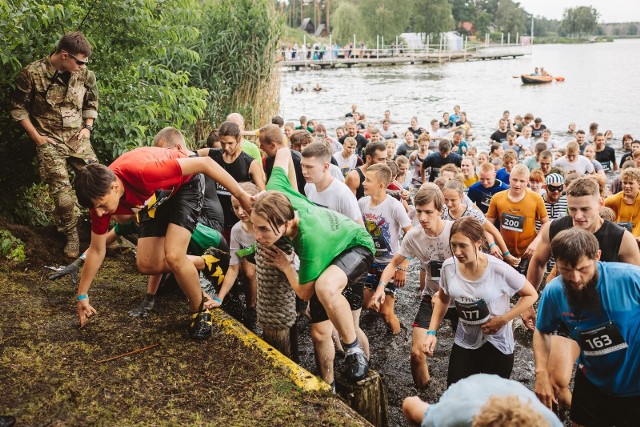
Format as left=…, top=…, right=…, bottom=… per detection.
left=266, top=166, right=375, bottom=284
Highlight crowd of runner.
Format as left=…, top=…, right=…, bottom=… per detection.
left=15, top=33, right=639, bottom=427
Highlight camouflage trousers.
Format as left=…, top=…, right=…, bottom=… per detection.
left=35, top=136, right=97, bottom=234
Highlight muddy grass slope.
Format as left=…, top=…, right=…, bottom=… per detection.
left=0, top=223, right=366, bottom=426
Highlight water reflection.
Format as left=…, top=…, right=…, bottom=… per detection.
left=279, top=39, right=639, bottom=154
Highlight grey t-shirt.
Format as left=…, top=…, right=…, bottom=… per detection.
left=229, top=221, right=255, bottom=265
left=422, top=374, right=563, bottom=427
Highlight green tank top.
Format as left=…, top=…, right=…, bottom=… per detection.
left=267, top=167, right=375, bottom=284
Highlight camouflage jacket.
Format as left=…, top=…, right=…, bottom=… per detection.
left=10, top=56, right=98, bottom=150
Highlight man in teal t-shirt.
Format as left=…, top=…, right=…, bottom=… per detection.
left=255, top=147, right=375, bottom=383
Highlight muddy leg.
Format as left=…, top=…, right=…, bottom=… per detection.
left=411, top=327, right=430, bottom=388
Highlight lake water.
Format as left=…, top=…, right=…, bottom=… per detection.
left=279, top=38, right=640, bottom=150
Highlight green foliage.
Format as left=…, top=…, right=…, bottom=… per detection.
left=0, top=0, right=281, bottom=223
left=187, top=0, right=282, bottom=130
left=0, top=230, right=26, bottom=262
left=560, top=6, right=599, bottom=37
left=411, top=0, right=455, bottom=36
left=494, top=0, right=526, bottom=35
left=331, top=2, right=363, bottom=45
left=357, top=0, right=411, bottom=45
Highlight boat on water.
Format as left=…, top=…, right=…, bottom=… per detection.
left=521, top=74, right=553, bottom=84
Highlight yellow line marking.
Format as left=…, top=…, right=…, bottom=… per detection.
left=210, top=310, right=330, bottom=392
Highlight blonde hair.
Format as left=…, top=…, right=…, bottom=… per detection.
left=368, top=163, right=393, bottom=186
left=621, top=168, right=640, bottom=184
left=472, top=395, right=549, bottom=427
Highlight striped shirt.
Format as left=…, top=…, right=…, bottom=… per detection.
left=537, top=195, right=568, bottom=231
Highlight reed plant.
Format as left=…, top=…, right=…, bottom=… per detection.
left=189, top=0, right=283, bottom=137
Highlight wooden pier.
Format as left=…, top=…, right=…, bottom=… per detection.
left=282, top=44, right=530, bottom=71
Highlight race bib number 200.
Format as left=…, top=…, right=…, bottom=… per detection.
left=502, top=213, right=525, bottom=232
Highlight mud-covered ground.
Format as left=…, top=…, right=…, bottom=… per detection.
left=294, top=261, right=539, bottom=427
left=0, top=221, right=367, bottom=427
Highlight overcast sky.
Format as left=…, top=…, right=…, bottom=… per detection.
left=517, top=0, right=640, bottom=23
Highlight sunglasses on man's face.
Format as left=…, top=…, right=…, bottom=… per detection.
left=547, top=184, right=564, bottom=193
left=63, top=50, right=89, bottom=65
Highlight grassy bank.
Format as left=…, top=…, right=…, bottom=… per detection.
left=0, top=222, right=365, bottom=426
left=532, top=36, right=613, bottom=44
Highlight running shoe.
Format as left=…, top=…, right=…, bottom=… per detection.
left=189, top=308, right=213, bottom=340
left=344, top=348, right=369, bottom=381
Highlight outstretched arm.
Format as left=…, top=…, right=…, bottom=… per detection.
left=177, top=156, right=253, bottom=211
left=76, top=231, right=108, bottom=326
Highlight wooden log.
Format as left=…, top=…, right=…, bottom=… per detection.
left=336, top=369, right=389, bottom=427
left=262, top=327, right=292, bottom=358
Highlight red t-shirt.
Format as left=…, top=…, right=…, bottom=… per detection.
left=90, top=147, right=192, bottom=234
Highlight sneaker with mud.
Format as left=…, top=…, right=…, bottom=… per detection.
left=189, top=309, right=213, bottom=340
left=344, top=347, right=369, bottom=381
left=64, top=229, right=80, bottom=258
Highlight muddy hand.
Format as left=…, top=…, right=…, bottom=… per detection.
left=77, top=298, right=97, bottom=327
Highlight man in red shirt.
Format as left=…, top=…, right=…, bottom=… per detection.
left=74, top=148, right=253, bottom=340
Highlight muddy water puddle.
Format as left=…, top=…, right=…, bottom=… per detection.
left=292, top=262, right=536, bottom=426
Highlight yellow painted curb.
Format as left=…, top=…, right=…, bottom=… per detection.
left=210, top=309, right=331, bottom=392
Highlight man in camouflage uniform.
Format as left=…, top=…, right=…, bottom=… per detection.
left=10, top=32, right=98, bottom=258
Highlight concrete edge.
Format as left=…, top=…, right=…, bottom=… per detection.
left=210, top=309, right=331, bottom=393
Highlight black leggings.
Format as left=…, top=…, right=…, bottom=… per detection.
left=447, top=342, right=514, bottom=386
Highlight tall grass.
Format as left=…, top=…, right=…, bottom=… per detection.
left=189, top=0, right=283, bottom=138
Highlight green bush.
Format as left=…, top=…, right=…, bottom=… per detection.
left=0, top=229, right=26, bottom=262
left=0, top=0, right=281, bottom=223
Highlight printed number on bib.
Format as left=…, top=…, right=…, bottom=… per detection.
left=501, top=213, right=525, bottom=232
left=481, top=194, right=492, bottom=207
left=577, top=321, right=628, bottom=357
left=455, top=299, right=491, bottom=325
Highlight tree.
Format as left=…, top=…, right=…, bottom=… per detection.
left=494, top=0, right=526, bottom=35
left=560, top=6, right=599, bottom=37
left=0, top=0, right=281, bottom=222
left=331, top=2, right=364, bottom=45
left=411, top=0, right=454, bottom=37
left=357, top=0, right=411, bottom=44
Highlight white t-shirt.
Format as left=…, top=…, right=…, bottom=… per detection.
left=358, top=195, right=412, bottom=264
left=333, top=152, right=359, bottom=177
left=305, top=179, right=361, bottom=222
left=440, top=256, right=526, bottom=354
left=553, top=155, right=595, bottom=175
left=329, top=164, right=345, bottom=182
left=229, top=221, right=255, bottom=265
left=515, top=135, right=532, bottom=151
left=397, top=221, right=454, bottom=296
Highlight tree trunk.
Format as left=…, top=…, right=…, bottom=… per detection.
left=336, top=369, right=389, bottom=427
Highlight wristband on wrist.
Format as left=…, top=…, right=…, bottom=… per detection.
left=488, top=242, right=496, bottom=249
left=213, top=297, right=222, bottom=303
left=503, top=251, right=511, bottom=257
left=82, top=124, right=93, bottom=132
left=377, top=281, right=387, bottom=288
left=76, top=294, right=88, bottom=301
left=426, top=330, right=437, bottom=336
left=79, top=252, right=87, bottom=261
left=396, top=267, right=406, bottom=272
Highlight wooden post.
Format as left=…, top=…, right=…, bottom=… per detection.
left=336, top=369, right=389, bottom=427
left=255, top=242, right=297, bottom=360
